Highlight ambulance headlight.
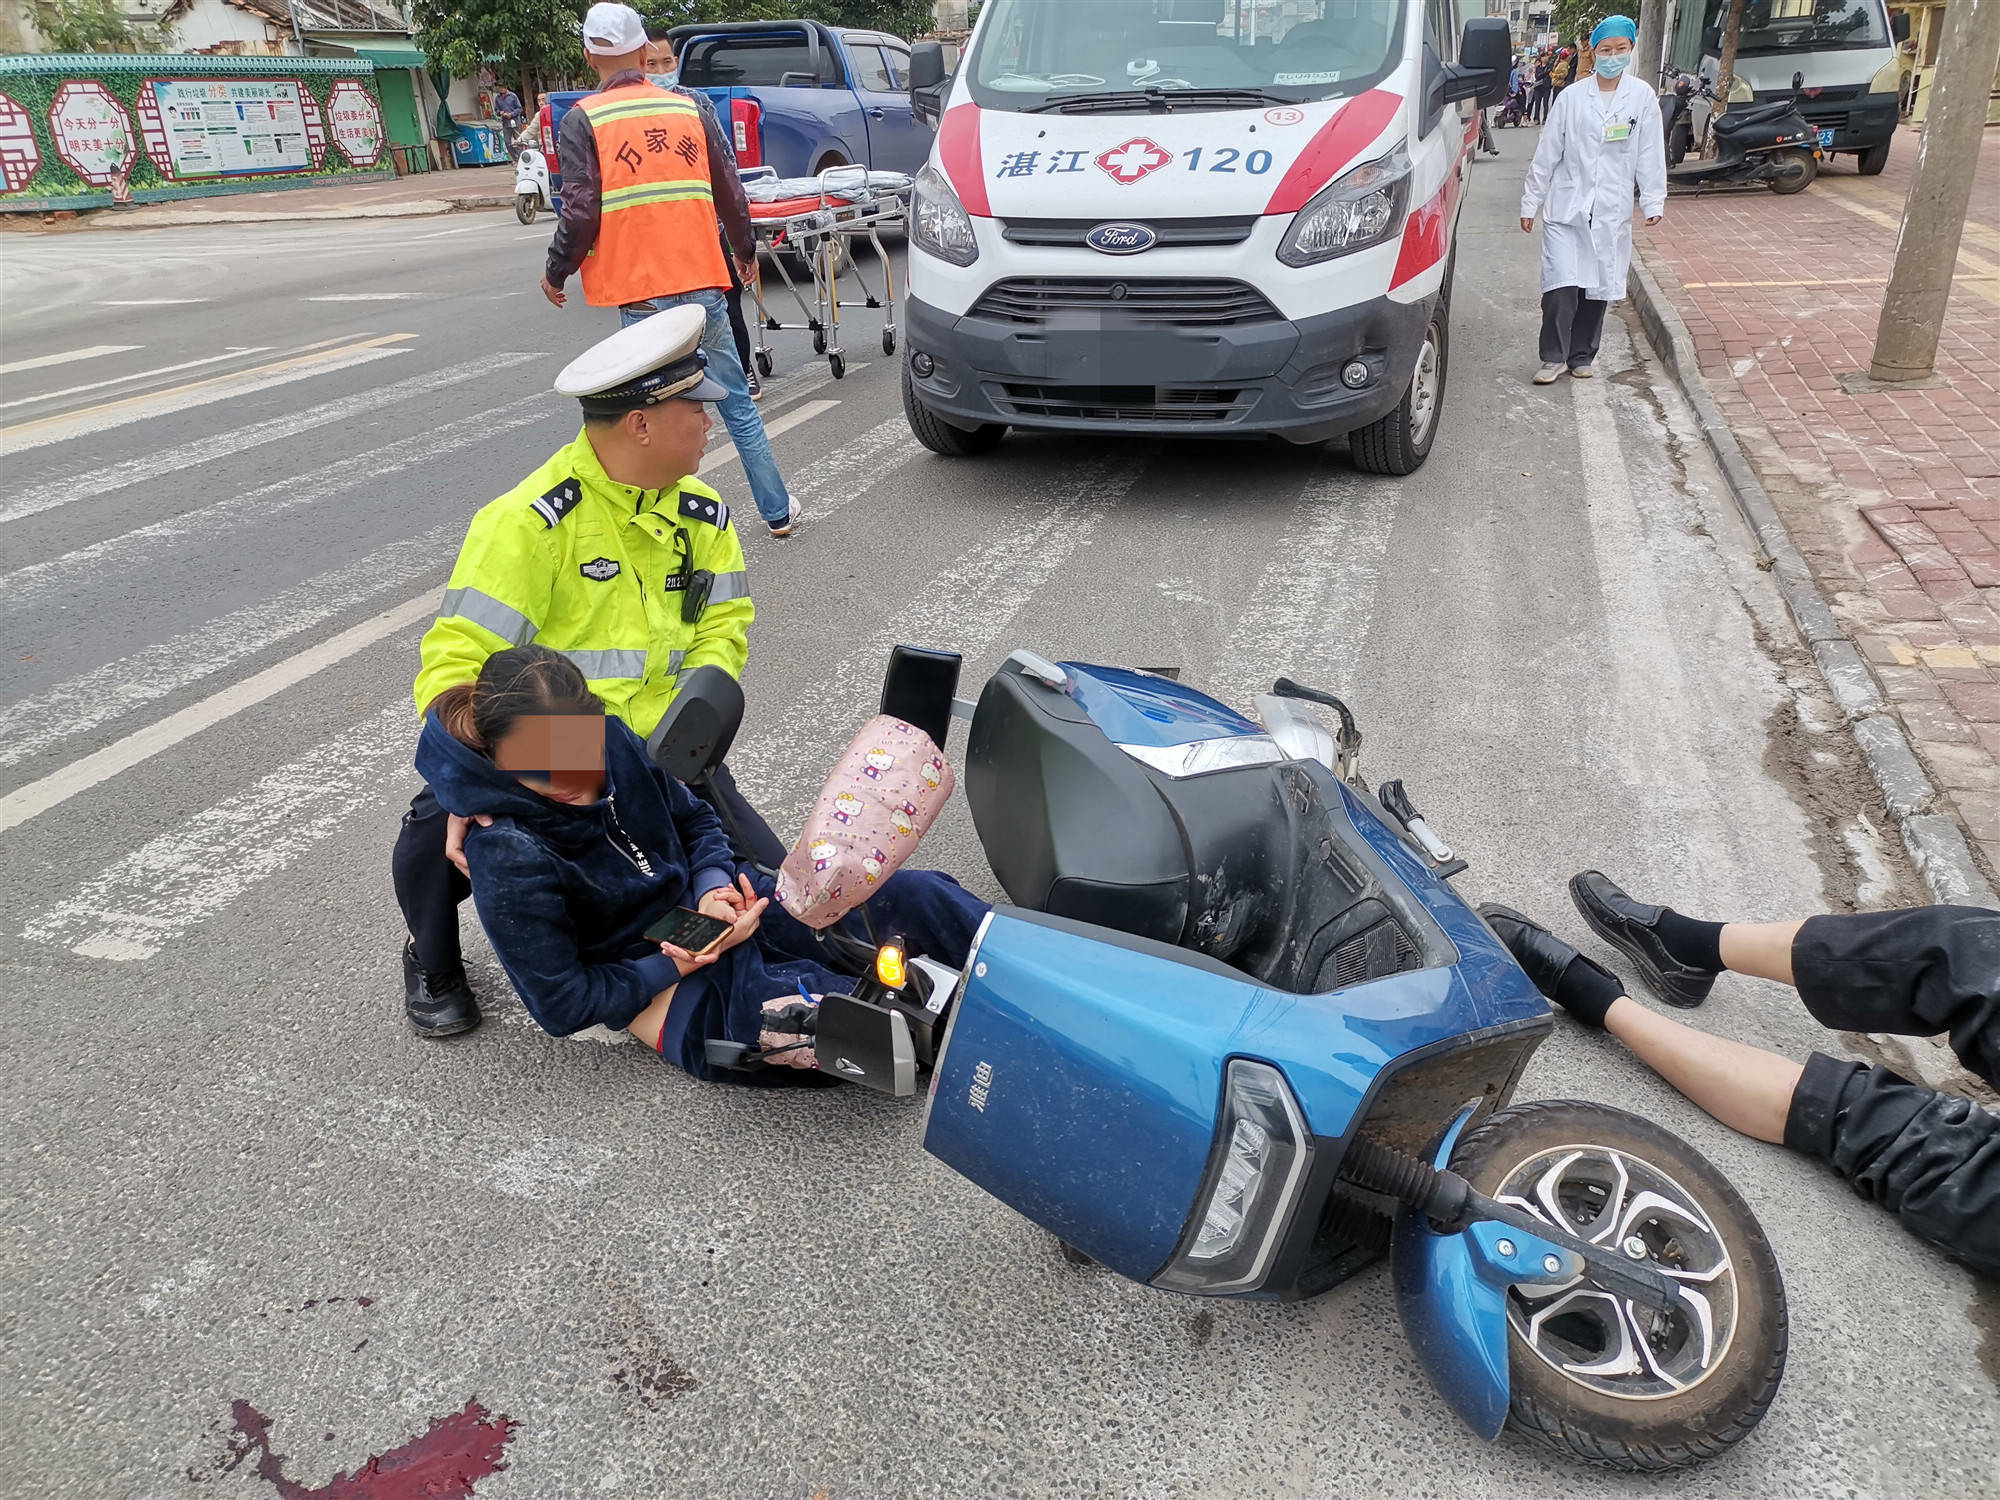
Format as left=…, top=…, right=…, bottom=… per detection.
left=911, top=164, right=980, bottom=267
left=1153, top=1059, right=1312, bottom=1294
left=1277, top=144, right=1412, bottom=268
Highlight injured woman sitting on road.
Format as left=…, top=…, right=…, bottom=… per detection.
left=415, top=645, right=989, bottom=1081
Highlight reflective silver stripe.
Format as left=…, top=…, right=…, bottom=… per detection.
left=665, top=649, right=687, bottom=673
left=562, top=648, right=648, bottom=680
left=439, top=586, right=538, bottom=646
left=705, top=569, right=751, bottom=604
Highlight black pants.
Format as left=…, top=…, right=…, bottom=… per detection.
left=1781, top=907, right=1999, bottom=1278
left=1540, top=287, right=1607, bottom=370
left=1530, top=83, right=1552, bottom=122
left=392, top=760, right=787, bottom=976
left=725, top=286, right=753, bottom=374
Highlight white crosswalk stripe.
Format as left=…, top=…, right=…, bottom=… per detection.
left=22, top=703, right=412, bottom=960
left=0, top=351, right=541, bottom=526
left=0, top=391, right=557, bottom=618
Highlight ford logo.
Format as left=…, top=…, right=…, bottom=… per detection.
left=1085, top=222, right=1157, bottom=255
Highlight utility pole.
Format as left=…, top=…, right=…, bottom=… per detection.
left=1635, top=0, right=1668, bottom=87
left=1869, top=0, right=2000, bottom=382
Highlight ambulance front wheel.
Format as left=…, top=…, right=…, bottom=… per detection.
left=902, top=358, right=1007, bottom=457
left=1348, top=306, right=1447, bottom=477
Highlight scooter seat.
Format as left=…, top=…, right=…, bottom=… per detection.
left=1712, top=100, right=1797, bottom=135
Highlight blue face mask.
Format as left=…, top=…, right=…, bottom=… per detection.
left=1595, top=53, right=1631, bottom=79
left=647, top=70, right=679, bottom=90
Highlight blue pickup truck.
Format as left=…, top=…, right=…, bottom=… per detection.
left=541, top=19, right=933, bottom=206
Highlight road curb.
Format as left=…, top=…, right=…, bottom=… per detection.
left=1, top=193, right=515, bottom=232
left=1627, top=249, right=2000, bottom=910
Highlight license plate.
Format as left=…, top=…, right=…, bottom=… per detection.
left=1817, top=127, right=1836, bottom=149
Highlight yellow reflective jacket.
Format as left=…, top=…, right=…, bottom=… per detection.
left=414, top=429, right=752, bottom=747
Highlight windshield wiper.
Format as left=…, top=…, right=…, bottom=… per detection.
left=1024, top=86, right=1298, bottom=115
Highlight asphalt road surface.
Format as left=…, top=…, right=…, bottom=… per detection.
left=3, top=149, right=1996, bottom=1500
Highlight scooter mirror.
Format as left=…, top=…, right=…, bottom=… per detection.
left=647, top=664, right=744, bottom=783
left=1793, top=70, right=1805, bottom=90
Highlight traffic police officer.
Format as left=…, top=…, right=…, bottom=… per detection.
left=393, top=305, right=782, bottom=1037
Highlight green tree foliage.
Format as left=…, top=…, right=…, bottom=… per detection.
left=1550, top=0, right=1616, bottom=50
left=32, top=0, right=171, bottom=52
left=411, top=0, right=590, bottom=87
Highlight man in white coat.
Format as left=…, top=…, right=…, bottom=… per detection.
left=1518, top=15, right=1667, bottom=383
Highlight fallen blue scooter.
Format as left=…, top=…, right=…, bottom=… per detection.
left=663, top=650, right=1789, bottom=1470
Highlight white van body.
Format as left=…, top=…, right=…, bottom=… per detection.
left=1683, top=0, right=1901, bottom=171
left=900, top=0, right=1504, bottom=474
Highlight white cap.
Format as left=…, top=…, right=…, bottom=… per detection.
left=554, top=304, right=729, bottom=412
left=581, top=2, right=647, bottom=57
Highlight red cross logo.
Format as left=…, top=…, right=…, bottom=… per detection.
left=1095, top=137, right=1173, bottom=185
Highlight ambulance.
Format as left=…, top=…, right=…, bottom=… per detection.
left=898, top=0, right=1511, bottom=474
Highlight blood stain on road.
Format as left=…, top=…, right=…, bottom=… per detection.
left=216, top=1398, right=518, bottom=1499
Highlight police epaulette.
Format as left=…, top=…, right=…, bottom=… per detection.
left=529, top=478, right=583, bottom=529
left=678, top=491, right=730, bottom=530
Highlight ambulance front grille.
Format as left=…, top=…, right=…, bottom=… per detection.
left=990, top=383, right=1251, bottom=423
left=969, top=277, right=1282, bottom=327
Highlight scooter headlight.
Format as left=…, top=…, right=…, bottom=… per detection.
left=1276, top=145, right=1412, bottom=268
left=1154, top=1059, right=1313, bottom=1294
left=911, top=164, right=980, bottom=268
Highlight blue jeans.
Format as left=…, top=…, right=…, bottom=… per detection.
left=620, top=291, right=792, bottom=528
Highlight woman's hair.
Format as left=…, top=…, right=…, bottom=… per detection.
left=429, top=645, right=604, bottom=753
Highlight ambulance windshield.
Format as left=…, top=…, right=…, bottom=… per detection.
left=967, top=0, right=1407, bottom=110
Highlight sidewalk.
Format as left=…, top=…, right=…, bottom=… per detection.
left=1638, top=124, right=2000, bottom=897
left=1, top=164, right=517, bottom=232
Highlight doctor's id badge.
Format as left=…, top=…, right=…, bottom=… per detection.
left=1603, top=119, right=1633, bottom=143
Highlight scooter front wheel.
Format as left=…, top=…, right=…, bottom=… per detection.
left=515, top=193, right=538, bottom=226
left=1450, top=1100, right=1787, bottom=1473
left=1768, top=147, right=1817, bottom=195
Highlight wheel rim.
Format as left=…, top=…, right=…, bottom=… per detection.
left=1496, top=1143, right=1739, bottom=1402
left=1408, top=332, right=1440, bottom=447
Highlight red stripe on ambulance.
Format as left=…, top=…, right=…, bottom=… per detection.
left=1263, top=88, right=1403, bottom=215
left=938, top=103, right=991, bottom=217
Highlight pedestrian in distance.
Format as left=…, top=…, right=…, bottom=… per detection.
left=1530, top=52, right=1555, bottom=123
left=540, top=2, right=799, bottom=537
left=1481, top=878, right=1999, bottom=1280
left=1518, top=14, right=1665, bottom=385
left=392, top=308, right=787, bottom=1038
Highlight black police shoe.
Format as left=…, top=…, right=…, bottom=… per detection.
left=1476, top=903, right=1621, bottom=1013
left=402, top=939, right=480, bottom=1038
left=1569, top=870, right=1717, bottom=1009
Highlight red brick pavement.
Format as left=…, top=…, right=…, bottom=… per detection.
left=1641, top=125, right=2000, bottom=875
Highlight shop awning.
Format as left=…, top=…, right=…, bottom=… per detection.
left=349, top=42, right=429, bottom=70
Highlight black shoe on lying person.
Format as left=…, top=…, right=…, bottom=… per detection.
left=1568, top=870, right=1719, bottom=1009
left=1476, top=904, right=1626, bottom=1029
left=402, top=939, right=481, bottom=1038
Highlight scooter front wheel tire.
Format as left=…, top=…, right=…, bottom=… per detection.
left=1450, top=1099, right=1788, bottom=1473
left=1768, top=147, right=1817, bottom=195
left=515, top=193, right=538, bottom=226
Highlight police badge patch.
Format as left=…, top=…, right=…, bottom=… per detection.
left=579, top=557, right=621, bottom=582
left=678, top=492, right=730, bottom=530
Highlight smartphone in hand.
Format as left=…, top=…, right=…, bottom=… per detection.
left=643, top=907, right=734, bottom=956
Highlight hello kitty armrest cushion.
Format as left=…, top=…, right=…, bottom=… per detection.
left=774, top=715, right=954, bottom=929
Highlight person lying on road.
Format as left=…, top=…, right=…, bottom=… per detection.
left=1478, top=876, right=1998, bottom=1279
left=416, top=645, right=990, bottom=1082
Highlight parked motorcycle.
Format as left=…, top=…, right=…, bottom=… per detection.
left=656, top=649, right=1790, bottom=1471
left=1661, top=67, right=1819, bottom=195
left=508, top=118, right=552, bottom=226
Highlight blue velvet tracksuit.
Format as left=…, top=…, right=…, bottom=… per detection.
left=414, top=713, right=988, bottom=1080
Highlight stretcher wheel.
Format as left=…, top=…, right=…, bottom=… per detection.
left=829, top=352, right=846, bottom=380
left=882, top=328, right=897, bottom=356
left=755, top=350, right=773, bottom=378
left=813, top=329, right=828, bottom=356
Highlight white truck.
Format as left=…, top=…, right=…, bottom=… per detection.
left=897, top=0, right=1510, bottom=475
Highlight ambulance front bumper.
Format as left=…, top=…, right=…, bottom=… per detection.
left=904, top=291, right=1432, bottom=446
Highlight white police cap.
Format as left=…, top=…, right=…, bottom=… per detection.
left=553, top=304, right=729, bottom=415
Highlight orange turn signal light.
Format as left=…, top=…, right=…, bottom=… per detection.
left=876, top=943, right=907, bottom=989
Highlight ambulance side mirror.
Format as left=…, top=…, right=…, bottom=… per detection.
left=1446, top=18, right=1513, bottom=109
left=910, top=41, right=950, bottom=128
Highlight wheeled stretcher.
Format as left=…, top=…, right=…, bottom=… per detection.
left=741, top=166, right=912, bottom=381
